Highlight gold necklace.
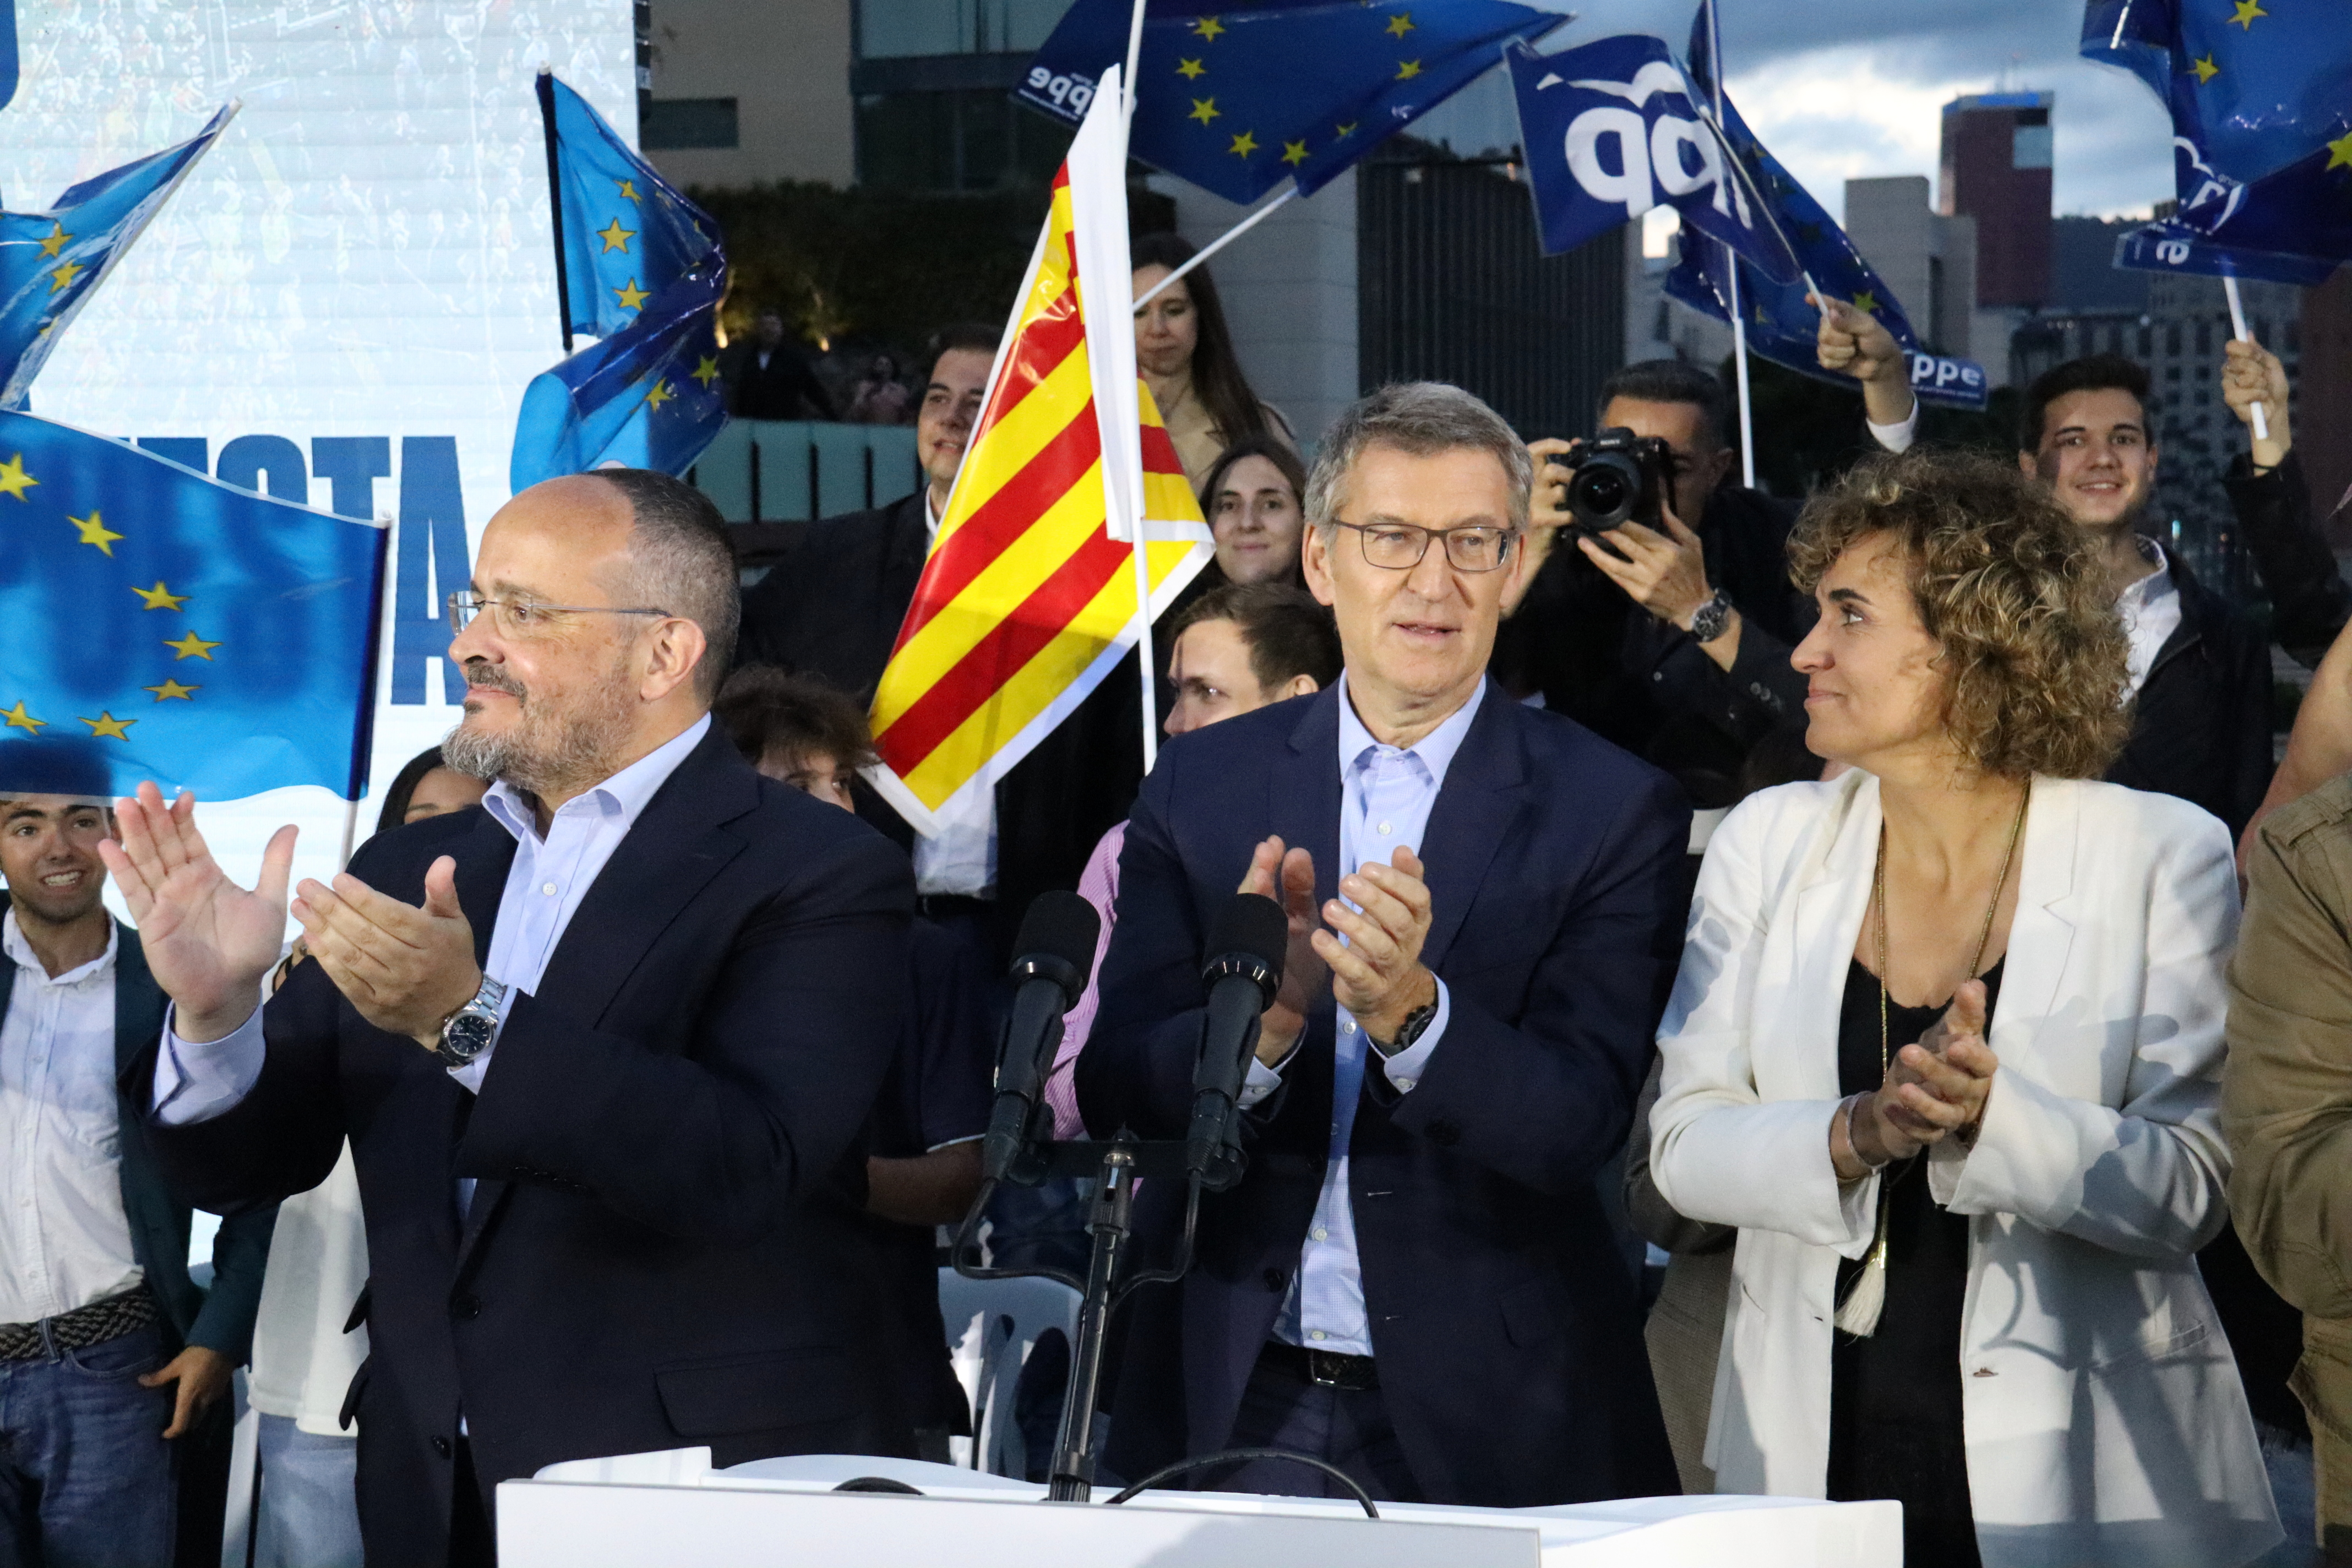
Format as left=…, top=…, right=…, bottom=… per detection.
left=1834, top=780, right=2030, bottom=1338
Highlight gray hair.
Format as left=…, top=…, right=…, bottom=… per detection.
left=591, top=469, right=739, bottom=700
left=1303, top=382, right=1532, bottom=535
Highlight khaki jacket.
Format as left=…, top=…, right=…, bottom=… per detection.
left=2225, top=773, right=2352, bottom=1332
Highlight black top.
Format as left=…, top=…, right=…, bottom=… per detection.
left=1826, top=956, right=2005, bottom=1568
left=862, top=918, right=995, bottom=1433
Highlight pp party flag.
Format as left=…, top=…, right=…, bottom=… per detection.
left=2081, top=0, right=2352, bottom=280
left=1020, top=0, right=1563, bottom=206
left=0, top=104, right=236, bottom=410
left=1506, top=35, right=1798, bottom=280
left=537, top=71, right=721, bottom=345
left=1664, top=80, right=1990, bottom=411
left=0, top=409, right=386, bottom=802
left=867, top=64, right=1212, bottom=836
left=510, top=265, right=729, bottom=490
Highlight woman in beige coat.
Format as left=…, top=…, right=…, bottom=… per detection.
left=1652, top=451, right=2278, bottom=1567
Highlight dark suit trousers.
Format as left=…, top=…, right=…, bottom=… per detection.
left=1213, top=1347, right=1422, bottom=1504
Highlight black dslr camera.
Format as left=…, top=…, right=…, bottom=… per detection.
left=1551, top=426, right=1675, bottom=538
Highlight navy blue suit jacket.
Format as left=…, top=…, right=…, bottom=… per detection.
left=137, top=726, right=916, bottom=1566
left=1076, top=682, right=1689, bottom=1507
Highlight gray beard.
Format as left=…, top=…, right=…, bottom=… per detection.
left=442, top=669, right=636, bottom=803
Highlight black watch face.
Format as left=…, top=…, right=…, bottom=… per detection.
left=444, top=1012, right=495, bottom=1061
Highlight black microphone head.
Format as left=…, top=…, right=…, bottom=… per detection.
left=1009, top=890, right=1101, bottom=1006
left=1205, top=892, right=1287, bottom=994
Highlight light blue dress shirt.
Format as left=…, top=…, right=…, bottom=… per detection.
left=1246, top=674, right=1484, bottom=1358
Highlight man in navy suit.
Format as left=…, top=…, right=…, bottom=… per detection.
left=104, top=470, right=915, bottom=1567
left=1079, top=383, right=1689, bottom=1507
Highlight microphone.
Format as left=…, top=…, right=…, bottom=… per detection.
left=1185, top=893, right=1288, bottom=1190
left=981, top=891, right=1102, bottom=1183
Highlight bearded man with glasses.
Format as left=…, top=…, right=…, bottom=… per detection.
left=1077, top=382, right=1690, bottom=1508
left=104, top=470, right=919, bottom=1567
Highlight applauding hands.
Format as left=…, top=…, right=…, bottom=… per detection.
left=1238, top=835, right=1438, bottom=1066
left=1831, top=980, right=2000, bottom=1180
left=102, top=781, right=482, bottom=1054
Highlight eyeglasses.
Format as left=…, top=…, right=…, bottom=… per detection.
left=1329, top=519, right=1517, bottom=573
left=446, top=592, right=672, bottom=636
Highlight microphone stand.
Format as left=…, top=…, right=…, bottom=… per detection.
left=952, top=1135, right=1201, bottom=1504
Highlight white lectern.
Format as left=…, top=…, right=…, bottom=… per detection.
left=500, top=1449, right=1899, bottom=1567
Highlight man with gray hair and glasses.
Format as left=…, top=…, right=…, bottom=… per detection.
left=102, top=470, right=919, bottom=1567
left=1079, top=383, right=1689, bottom=1507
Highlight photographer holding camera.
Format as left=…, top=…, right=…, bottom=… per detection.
left=1493, top=361, right=1812, bottom=798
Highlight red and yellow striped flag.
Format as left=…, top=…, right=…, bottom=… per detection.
left=867, top=78, right=1211, bottom=832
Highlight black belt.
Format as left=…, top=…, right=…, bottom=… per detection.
left=916, top=894, right=993, bottom=921
left=1261, top=1338, right=1379, bottom=1391
left=0, top=1285, right=157, bottom=1360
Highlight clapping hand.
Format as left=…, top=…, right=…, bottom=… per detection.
left=289, top=857, right=481, bottom=1052
left=1239, top=836, right=1325, bottom=1065
left=99, top=783, right=296, bottom=1043
left=1239, top=836, right=1438, bottom=1064
left=1884, top=981, right=1999, bottom=1146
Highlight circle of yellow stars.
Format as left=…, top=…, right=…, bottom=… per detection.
left=0, top=450, right=216, bottom=744
left=1176, top=8, right=1419, bottom=168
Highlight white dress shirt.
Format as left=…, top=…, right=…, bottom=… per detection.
left=154, top=715, right=715, bottom=1159
left=1244, top=674, right=1479, bottom=1357
left=0, top=911, right=143, bottom=1324
left=2116, top=537, right=2182, bottom=700
left=909, top=487, right=998, bottom=897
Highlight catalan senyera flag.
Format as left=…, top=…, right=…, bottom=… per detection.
left=867, top=64, right=1213, bottom=836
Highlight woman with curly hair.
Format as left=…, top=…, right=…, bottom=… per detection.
left=1649, top=450, right=2280, bottom=1567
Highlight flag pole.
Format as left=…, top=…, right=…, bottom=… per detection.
left=2222, top=274, right=2269, bottom=442
left=1134, top=187, right=1299, bottom=311
left=1702, top=0, right=1757, bottom=488
left=536, top=69, right=575, bottom=356
left=1119, top=8, right=1161, bottom=778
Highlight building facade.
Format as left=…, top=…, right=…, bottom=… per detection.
left=1939, top=91, right=2053, bottom=311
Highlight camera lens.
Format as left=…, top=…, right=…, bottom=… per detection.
left=1567, top=453, right=1642, bottom=529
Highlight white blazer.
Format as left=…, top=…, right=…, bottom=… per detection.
left=1651, top=771, right=2280, bottom=1568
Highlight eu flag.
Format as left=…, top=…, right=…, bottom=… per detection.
left=1020, top=0, right=1564, bottom=206
left=510, top=268, right=729, bottom=491
left=537, top=73, right=718, bottom=343
left=0, top=410, right=386, bottom=802
left=2081, top=0, right=2352, bottom=276
left=1, top=105, right=236, bottom=409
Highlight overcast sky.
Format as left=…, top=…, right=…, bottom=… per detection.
left=1531, top=0, right=2177, bottom=224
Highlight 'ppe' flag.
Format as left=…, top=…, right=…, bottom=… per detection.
left=0, top=104, right=236, bottom=410
left=2080, top=0, right=2352, bottom=277
left=0, top=410, right=386, bottom=802
left=869, top=65, right=1212, bottom=835
left=1506, top=35, right=1798, bottom=280
left=510, top=266, right=729, bottom=490
left=1020, top=0, right=1563, bottom=206
left=537, top=72, right=720, bottom=343
left=1665, top=78, right=1989, bottom=411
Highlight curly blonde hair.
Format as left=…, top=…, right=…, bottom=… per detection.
left=1787, top=449, right=2131, bottom=781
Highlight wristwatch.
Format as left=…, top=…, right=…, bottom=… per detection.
left=1685, top=589, right=1734, bottom=644
left=1368, top=997, right=1440, bottom=1059
left=434, top=975, right=508, bottom=1069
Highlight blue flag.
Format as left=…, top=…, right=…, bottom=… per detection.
left=1506, top=35, right=1797, bottom=280
left=2081, top=0, right=2352, bottom=275
left=0, top=105, right=236, bottom=410
left=511, top=267, right=728, bottom=491
left=1665, top=85, right=1989, bottom=411
left=0, top=410, right=386, bottom=802
left=1020, top=0, right=1564, bottom=206
left=515, top=74, right=729, bottom=488
left=537, top=73, right=719, bottom=342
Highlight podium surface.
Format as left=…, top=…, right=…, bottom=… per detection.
left=500, top=1450, right=1899, bottom=1567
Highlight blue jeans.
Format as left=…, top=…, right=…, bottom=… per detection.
left=254, top=1414, right=363, bottom=1568
left=0, top=1322, right=176, bottom=1568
